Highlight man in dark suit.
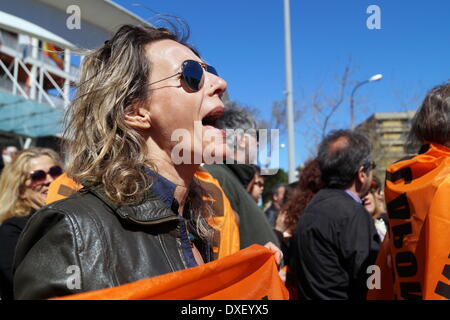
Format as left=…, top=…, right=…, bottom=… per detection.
left=289, top=129, right=380, bottom=300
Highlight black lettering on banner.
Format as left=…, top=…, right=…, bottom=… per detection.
left=418, top=144, right=430, bottom=155
left=396, top=251, right=418, bottom=278
left=387, top=193, right=411, bottom=220
left=391, top=264, right=396, bottom=283
left=434, top=254, right=450, bottom=299
left=392, top=223, right=412, bottom=249
left=400, top=282, right=422, bottom=300
left=386, top=167, right=413, bottom=184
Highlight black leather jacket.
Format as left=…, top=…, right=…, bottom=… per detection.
left=13, top=184, right=211, bottom=300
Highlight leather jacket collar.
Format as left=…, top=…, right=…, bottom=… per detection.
left=83, top=183, right=179, bottom=226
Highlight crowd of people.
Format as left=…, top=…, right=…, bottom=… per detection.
left=0, top=23, right=448, bottom=300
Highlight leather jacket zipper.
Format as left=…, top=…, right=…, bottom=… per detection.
left=157, top=234, right=176, bottom=272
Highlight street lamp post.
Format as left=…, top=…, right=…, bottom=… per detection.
left=350, top=74, right=383, bottom=130
left=283, top=0, right=296, bottom=183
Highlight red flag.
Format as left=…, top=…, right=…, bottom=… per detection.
left=43, top=42, right=64, bottom=69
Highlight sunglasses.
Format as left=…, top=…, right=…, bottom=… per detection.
left=254, top=181, right=264, bottom=187
left=149, top=60, right=218, bottom=92
left=30, top=165, right=63, bottom=183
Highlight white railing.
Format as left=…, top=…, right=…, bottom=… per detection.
left=0, top=58, right=29, bottom=99
left=15, top=58, right=56, bottom=107
left=0, top=29, right=80, bottom=81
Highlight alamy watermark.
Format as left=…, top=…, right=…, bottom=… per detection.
left=367, top=265, right=381, bottom=290
left=66, top=265, right=81, bottom=290
left=367, top=5, right=381, bottom=30
left=170, top=122, right=280, bottom=175
left=66, top=5, right=81, bottom=30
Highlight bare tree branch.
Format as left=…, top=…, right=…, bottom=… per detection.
left=321, top=64, right=352, bottom=138
left=270, top=58, right=364, bottom=159
left=270, top=98, right=302, bottom=132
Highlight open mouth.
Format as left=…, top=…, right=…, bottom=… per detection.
left=202, top=107, right=224, bottom=129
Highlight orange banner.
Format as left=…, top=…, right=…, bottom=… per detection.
left=46, top=173, right=80, bottom=204
left=368, top=143, right=450, bottom=300
left=194, top=170, right=240, bottom=259
left=53, top=244, right=288, bottom=300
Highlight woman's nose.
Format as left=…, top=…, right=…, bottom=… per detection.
left=43, top=173, right=54, bottom=185
left=207, top=73, right=227, bottom=97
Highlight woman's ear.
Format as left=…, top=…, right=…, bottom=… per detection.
left=124, top=106, right=151, bottom=130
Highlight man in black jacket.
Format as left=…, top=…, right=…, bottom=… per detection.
left=289, top=129, right=380, bottom=300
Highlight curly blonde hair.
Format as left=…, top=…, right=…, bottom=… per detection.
left=64, top=25, right=190, bottom=205
left=63, top=24, right=215, bottom=240
left=0, top=147, right=61, bottom=223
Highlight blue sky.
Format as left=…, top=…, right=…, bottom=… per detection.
left=116, top=0, right=450, bottom=172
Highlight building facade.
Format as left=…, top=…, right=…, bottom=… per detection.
left=0, top=0, right=150, bottom=155
left=356, top=110, right=416, bottom=180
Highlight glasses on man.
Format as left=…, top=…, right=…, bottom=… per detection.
left=30, top=166, right=63, bottom=184
left=149, top=60, right=218, bottom=92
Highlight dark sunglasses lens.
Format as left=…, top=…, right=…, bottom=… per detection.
left=49, top=166, right=63, bottom=178
left=182, top=60, right=204, bottom=91
left=30, top=170, right=46, bottom=182
left=206, top=65, right=218, bottom=76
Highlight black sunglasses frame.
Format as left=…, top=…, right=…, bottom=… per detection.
left=149, top=60, right=218, bottom=92
left=30, top=165, right=63, bottom=183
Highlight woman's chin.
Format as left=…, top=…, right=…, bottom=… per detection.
left=365, top=205, right=375, bottom=215
left=40, top=193, right=48, bottom=205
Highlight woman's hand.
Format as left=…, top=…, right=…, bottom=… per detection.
left=264, top=241, right=283, bottom=267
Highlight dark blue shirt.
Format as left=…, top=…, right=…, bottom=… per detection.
left=144, top=168, right=198, bottom=268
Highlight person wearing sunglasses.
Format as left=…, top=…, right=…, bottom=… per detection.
left=247, top=165, right=265, bottom=204
left=12, top=24, right=281, bottom=300
left=0, top=147, right=62, bottom=300
left=361, top=175, right=388, bottom=242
